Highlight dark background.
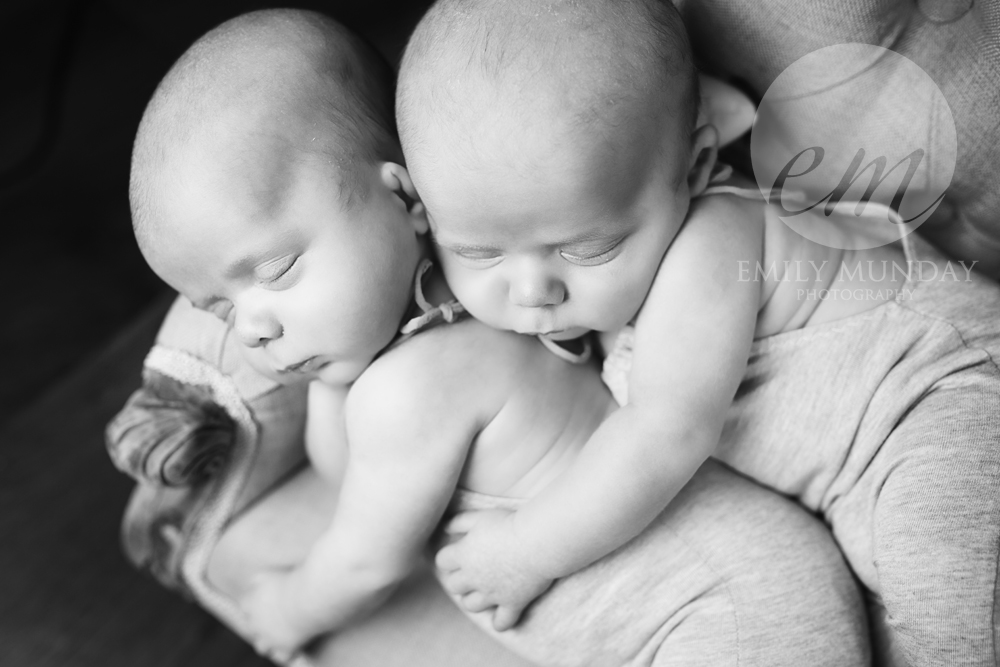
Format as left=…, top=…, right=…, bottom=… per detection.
left=0, top=2, right=431, bottom=665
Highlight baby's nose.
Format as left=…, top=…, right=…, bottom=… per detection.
left=509, top=272, right=566, bottom=308
left=234, top=308, right=282, bottom=348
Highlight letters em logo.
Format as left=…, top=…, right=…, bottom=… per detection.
left=750, top=44, right=957, bottom=251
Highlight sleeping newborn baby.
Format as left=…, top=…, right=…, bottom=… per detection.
left=398, top=1, right=1000, bottom=665
left=128, top=8, right=869, bottom=666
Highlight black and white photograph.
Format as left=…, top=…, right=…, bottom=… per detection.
left=3, top=1, right=999, bottom=665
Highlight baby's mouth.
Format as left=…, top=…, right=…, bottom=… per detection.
left=516, top=323, right=562, bottom=336
left=537, top=327, right=587, bottom=341
left=278, top=356, right=330, bottom=375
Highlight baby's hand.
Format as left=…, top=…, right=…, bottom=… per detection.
left=242, top=568, right=316, bottom=663
left=435, top=510, right=553, bottom=632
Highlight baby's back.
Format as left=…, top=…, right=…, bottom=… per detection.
left=753, top=193, right=910, bottom=336
left=698, top=177, right=910, bottom=338
left=387, top=317, right=615, bottom=500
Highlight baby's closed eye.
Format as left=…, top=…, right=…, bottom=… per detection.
left=559, top=237, right=626, bottom=266
left=256, top=255, right=300, bottom=288
left=439, top=243, right=504, bottom=268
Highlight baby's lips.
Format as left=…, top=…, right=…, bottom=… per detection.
left=277, top=355, right=330, bottom=376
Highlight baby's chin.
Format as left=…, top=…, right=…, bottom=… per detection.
left=240, top=350, right=330, bottom=387
left=242, top=360, right=361, bottom=388
left=315, top=359, right=368, bottom=387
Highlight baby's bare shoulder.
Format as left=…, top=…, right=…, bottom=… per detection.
left=347, top=320, right=546, bottom=431
left=685, top=190, right=766, bottom=240
left=652, top=192, right=766, bottom=295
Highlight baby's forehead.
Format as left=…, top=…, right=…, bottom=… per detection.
left=133, top=11, right=397, bottom=237
left=399, top=0, right=696, bottom=169
left=413, top=86, right=678, bottom=203
left=152, top=121, right=291, bottom=214
left=140, top=148, right=299, bottom=284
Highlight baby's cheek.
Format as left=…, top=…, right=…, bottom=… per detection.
left=445, top=269, right=498, bottom=314
left=318, top=360, right=367, bottom=387
left=587, top=276, right=645, bottom=329
left=437, top=258, right=473, bottom=291
left=474, top=287, right=514, bottom=328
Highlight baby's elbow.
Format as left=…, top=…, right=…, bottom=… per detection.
left=677, top=421, right=721, bottom=467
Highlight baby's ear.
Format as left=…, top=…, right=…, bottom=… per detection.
left=697, top=74, right=755, bottom=148
left=686, top=124, right=719, bottom=197
left=380, top=162, right=429, bottom=234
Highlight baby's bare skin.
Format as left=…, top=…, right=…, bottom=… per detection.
left=746, top=178, right=908, bottom=337
left=398, top=0, right=913, bottom=632
left=238, top=300, right=614, bottom=648
left=130, top=5, right=622, bottom=652
left=595, top=186, right=909, bottom=348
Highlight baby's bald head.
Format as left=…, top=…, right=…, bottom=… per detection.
left=397, top=0, right=697, bottom=177
left=130, top=9, right=397, bottom=253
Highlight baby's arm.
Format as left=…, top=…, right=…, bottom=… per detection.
left=242, top=357, right=476, bottom=658
left=302, top=380, right=350, bottom=486
left=439, top=195, right=763, bottom=628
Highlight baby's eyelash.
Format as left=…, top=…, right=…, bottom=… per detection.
left=444, top=245, right=504, bottom=267
left=458, top=249, right=500, bottom=260
left=259, top=256, right=299, bottom=286
left=560, top=238, right=625, bottom=266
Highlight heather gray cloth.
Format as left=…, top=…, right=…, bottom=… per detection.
left=605, top=232, right=1000, bottom=665
left=718, top=237, right=1000, bottom=666
left=437, top=460, right=871, bottom=667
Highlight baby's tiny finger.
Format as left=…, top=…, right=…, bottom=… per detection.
left=268, top=647, right=294, bottom=664
left=460, top=591, right=492, bottom=613
left=492, top=605, right=522, bottom=632
left=444, top=511, right=479, bottom=535
left=252, top=639, right=272, bottom=658
left=435, top=545, right=460, bottom=571
left=442, top=571, right=475, bottom=595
